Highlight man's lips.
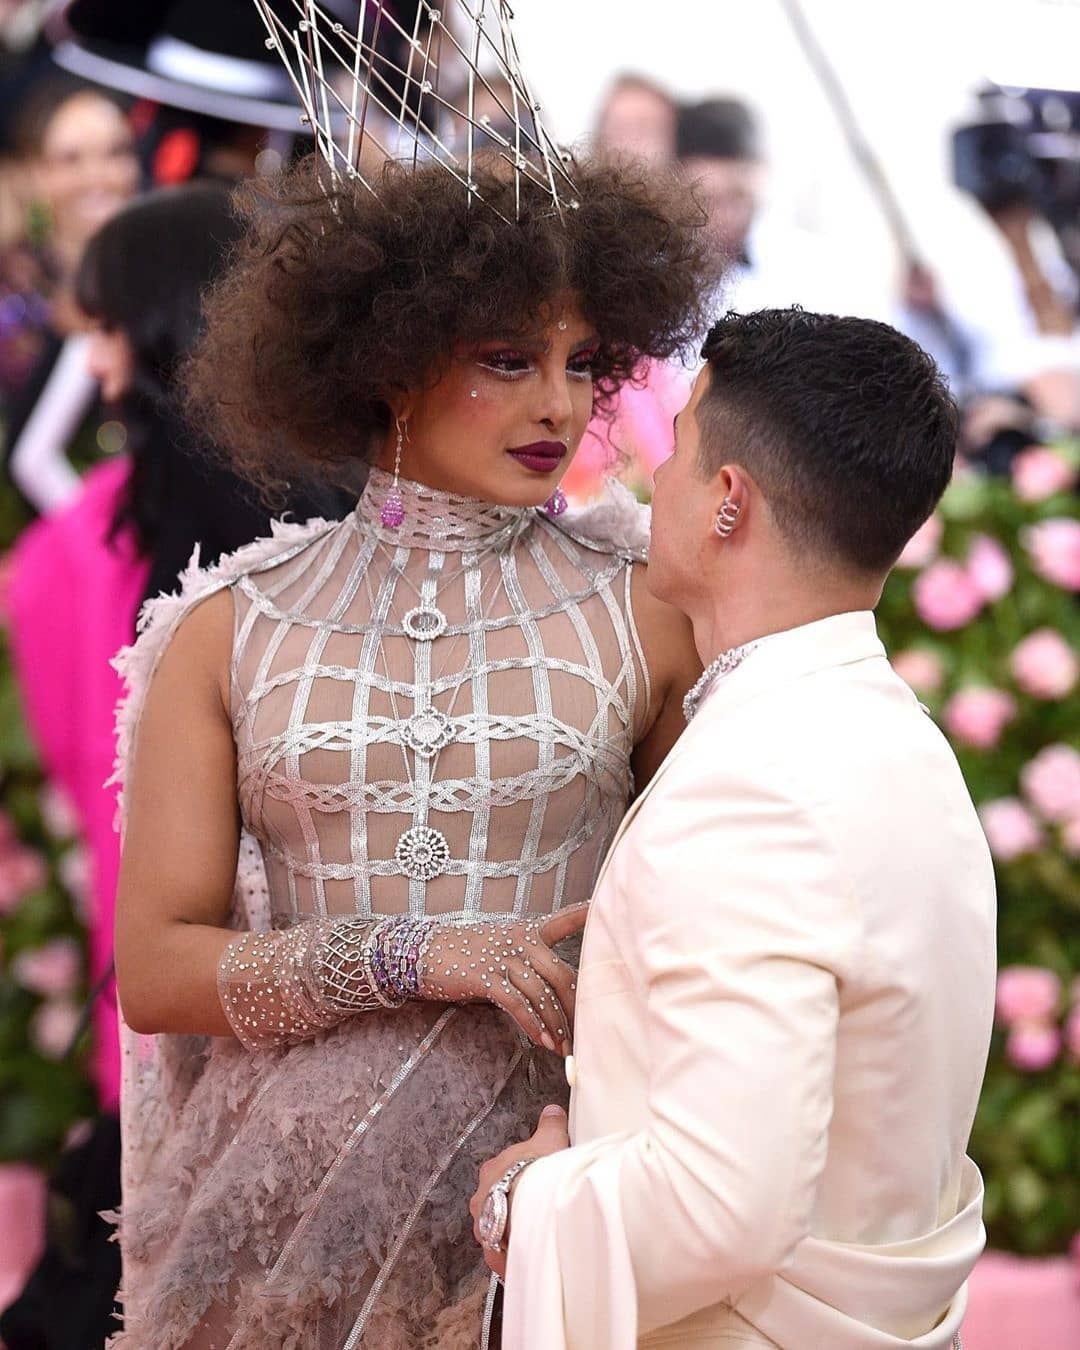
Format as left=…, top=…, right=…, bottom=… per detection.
left=506, top=441, right=567, bottom=473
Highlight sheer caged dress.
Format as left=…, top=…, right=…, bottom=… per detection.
left=108, top=468, right=653, bottom=1349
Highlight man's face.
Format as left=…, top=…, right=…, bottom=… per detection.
left=680, top=155, right=763, bottom=259
left=647, top=368, right=721, bottom=608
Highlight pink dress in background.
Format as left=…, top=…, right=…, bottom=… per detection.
left=7, top=456, right=150, bottom=1111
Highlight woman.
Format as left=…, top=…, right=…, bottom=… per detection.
left=111, top=155, right=712, bottom=1348
left=2, top=76, right=139, bottom=507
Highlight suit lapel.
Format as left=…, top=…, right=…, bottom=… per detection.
left=591, top=716, right=702, bottom=894
left=589, top=612, right=887, bottom=900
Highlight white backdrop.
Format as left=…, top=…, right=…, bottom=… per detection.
left=509, top=0, right=1072, bottom=303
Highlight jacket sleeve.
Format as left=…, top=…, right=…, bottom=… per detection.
left=503, top=758, right=860, bottom=1348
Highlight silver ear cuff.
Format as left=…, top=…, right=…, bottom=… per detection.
left=715, top=499, right=741, bottom=538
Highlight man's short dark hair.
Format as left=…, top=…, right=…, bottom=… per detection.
left=676, top=98, right=761, bottom=162
left=697, top=308, right=958, bottom=573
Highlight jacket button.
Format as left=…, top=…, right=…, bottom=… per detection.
left=564, top=1054, right=577, bottom=1088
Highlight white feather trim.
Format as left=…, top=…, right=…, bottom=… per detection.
left=110, top=515, right=336, bottom=820
left=557, top=478, right=651, bottom=562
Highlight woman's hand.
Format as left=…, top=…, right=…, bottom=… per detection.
left=419, top=904, right=587, bottom=1055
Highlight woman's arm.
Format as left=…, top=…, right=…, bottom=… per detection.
left=628, top=563, right=702, bottom=791
left=115, top=588, right=586, bottom=1050
left=114, top=589, right=244, bottom=1037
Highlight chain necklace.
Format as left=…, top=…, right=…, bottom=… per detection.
left=682, top=642, right=759, bottom=723
left=361, top=531, right=510, bottom=887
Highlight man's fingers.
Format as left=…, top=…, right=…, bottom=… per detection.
left=534, top=1103, right=570, bottom=1148
left=538, top=903, right=589, bottom=948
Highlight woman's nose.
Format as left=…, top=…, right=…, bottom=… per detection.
left=537, top=371, right=574, bottom=431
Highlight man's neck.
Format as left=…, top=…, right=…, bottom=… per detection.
left=689, top=581, right=882, bottom=668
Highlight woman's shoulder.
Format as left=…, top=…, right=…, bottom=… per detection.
left=112, top=514, right=344, bottom=790
left=546, top=479, right=651, bottom=565
left=139, top=512, right=342, bottom=637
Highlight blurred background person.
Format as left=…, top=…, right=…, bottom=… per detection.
left=1, top=76, right=139, bottom=513
left=0, top=181, right=347, bottom=1350
left=593, top=71, right=677, bottom=165
left=677, top=94, right=888, bottom=320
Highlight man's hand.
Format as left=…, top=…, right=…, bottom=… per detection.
left=471, top=1104, right=571, bottom=1279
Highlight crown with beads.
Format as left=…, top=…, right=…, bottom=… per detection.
left=252, top=0, right=578, bottom=221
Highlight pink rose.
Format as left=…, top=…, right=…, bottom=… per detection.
left=1066, top=1005, right=1080, bottom=1062
left=996, top=965, right=1062, bottom=1025
left=1021, top=744, right=1080, bottom=822
left=913, top=560, right=984, bottom=631
left=39, top=784, right=79, bottom=840
left=30, top=1001, right=81, bottom=1059
left=979, top=797, right=1044, bottom=861
left=1023, top=519, right=1080, bottom=592
left=58, top=846, right=91, bottom=902
left=892, top=648, right=946, bottom=694
left=1005, top=1022, right=1062, bottom=1072
left=1012, top=446, right=1076, bottom=502
left=965, top=534, right=1013, bottom=602
left=1010, top=629, right=1079, bottom=700
left=897, top=514, right=944, bottom=569
left=943, top=687, right=1017, bottom=749
left=0, top=848, right=47, bottom=914
left=12, top=938, right=82, bottom=997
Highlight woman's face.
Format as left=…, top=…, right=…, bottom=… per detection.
left=37, top=93, right=139, bottom=248
left=381, top=298, right=600, bottom=507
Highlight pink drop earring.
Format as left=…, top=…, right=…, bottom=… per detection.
left=715, top=498, right=741, bottom=538
left=381, top=419, right=406, bottom=529
left=543, top=487, right=568, bottom=517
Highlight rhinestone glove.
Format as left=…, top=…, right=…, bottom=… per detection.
left=217, top=906, right=587, bottom=1053
left=417, top=906, right=588, bottom=1056
left=217, top=915, right=434, bottom=1051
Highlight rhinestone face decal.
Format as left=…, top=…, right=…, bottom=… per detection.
left=395, top=826, right=451, bottom=881
left=403, top=708, right=456, bottom=760
left=403, top=606, right=448, bottom=642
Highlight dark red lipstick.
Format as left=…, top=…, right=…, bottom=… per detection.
left=506, top=441, right=567, bottom=473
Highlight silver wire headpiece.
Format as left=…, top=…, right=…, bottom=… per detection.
left=252, top=1, right=578, bottom=221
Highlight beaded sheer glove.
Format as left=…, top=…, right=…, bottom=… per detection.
left=217, top=915, right=434, bottom=1051
left=217, top=905, right=587, bottom=1054
left=417, top=906, right=588, bottom=1056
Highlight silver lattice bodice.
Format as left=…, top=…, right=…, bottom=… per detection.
left=229, top=469, right=651, bottom=926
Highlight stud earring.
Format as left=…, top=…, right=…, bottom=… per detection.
left=469, top=389, right=479, bottom=399
left=543, top=486, right=568, bottom=517
left=381, top=419, right=406, bottom=529
left=715, top=498, right=741, bottom=538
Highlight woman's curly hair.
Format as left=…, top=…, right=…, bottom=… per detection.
left=185, top=153, right=717, bottom=491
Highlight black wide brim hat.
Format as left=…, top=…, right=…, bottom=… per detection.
left=52, top=0, right=357, bottom=132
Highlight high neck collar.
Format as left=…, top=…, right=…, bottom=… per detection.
left=356, top=467, right=528, bottom=550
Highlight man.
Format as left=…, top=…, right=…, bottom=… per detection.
left=678, top=98, right=887, bottom=321
left=472, top=309, right=996, bottom=1349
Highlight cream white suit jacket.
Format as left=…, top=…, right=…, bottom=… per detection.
left=504, top=612, right=996, bottom=1350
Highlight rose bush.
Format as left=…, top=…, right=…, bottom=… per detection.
left=878, top=446, right=1079, bottom=1255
